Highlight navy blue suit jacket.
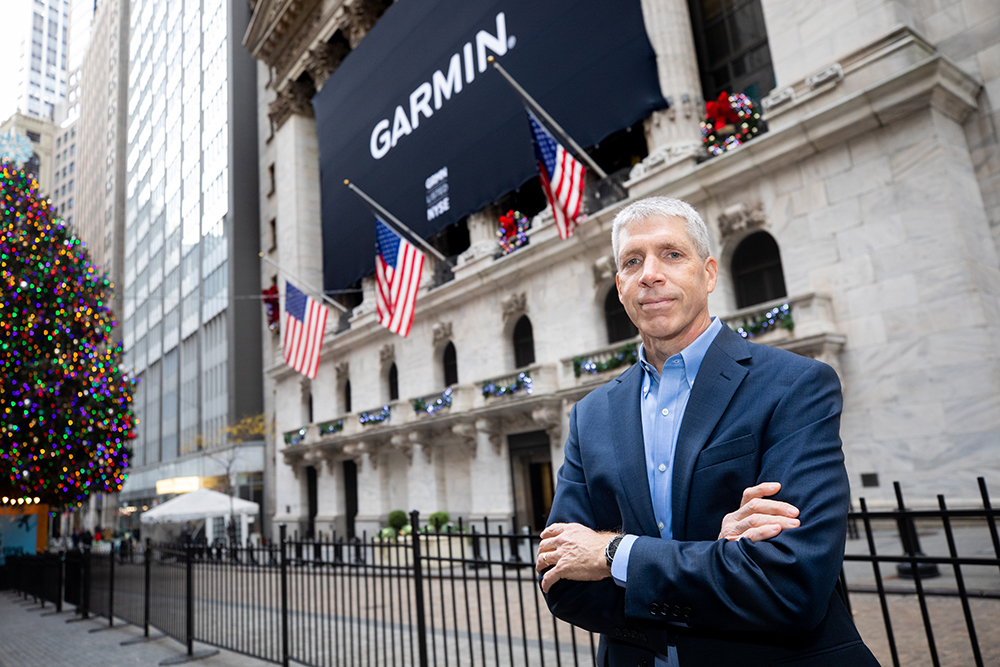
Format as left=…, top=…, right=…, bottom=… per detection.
left=544, top=324, right=878, bottom=666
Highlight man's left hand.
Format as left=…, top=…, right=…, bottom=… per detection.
left=536, top=523, right=617, bottom=594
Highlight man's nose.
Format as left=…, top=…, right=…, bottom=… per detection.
left=639, top=257, right=664, bottom=286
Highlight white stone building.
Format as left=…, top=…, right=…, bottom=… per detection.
left=246, top=0, right=1000, bottom=540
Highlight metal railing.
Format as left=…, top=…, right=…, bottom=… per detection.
left=3, top=478, right=998, bottom=667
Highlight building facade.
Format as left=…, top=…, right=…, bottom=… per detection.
left=14, top=0, right=72, bottom=122
left=116, top=0, right=264, bottom=530
left=246, top=0, right=1000, bottom=541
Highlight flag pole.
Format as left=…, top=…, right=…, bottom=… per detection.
left=488, top=56, right=608, bottom=179
left=343, top=180, right=448, bottom=262
left=258, top=252, right=350, bottom=313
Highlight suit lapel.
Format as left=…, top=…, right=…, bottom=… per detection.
left=671, top=325, right=751, bottom=539
left=608, top=363, right=660, bottom=537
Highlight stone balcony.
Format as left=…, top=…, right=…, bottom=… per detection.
left=282, top=293, right=844, bottom=468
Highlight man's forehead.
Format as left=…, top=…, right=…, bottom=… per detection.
left=619, top=215, right=690, bottom=244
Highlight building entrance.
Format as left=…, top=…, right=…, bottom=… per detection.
left=507, top=430, right=555, bottom=533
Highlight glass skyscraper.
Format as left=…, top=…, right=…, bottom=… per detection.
left=119, top=0, right=263, bottom=512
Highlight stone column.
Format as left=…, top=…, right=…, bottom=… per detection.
left=271, top=84, right=324, bottom=295
left=638, top=0, right=704, bottom=161
left=468, top=419, right=513, bottom=523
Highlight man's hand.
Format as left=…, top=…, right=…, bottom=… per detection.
left=536, top=523, right=617, bottom=594
left=719, top=482, right=800, bottom=542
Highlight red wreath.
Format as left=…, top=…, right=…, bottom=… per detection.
left=704, top=91, right=740, bottom=131
left=499, top=209, right=519, bottom=237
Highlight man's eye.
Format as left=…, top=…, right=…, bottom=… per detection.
left=667, top=252, right=681, bottom=259
left=625, top=258, right=639, bottom=267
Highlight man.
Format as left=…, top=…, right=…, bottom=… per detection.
left=537, top=197, right=877, bottom=666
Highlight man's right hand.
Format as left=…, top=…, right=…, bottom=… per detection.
left=718, top=482, right=800, bottom=543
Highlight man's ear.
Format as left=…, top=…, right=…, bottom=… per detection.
left=705, top=256, right=718, bottom=293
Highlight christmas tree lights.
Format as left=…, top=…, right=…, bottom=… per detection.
left=0, top=159, right=135, bottom=507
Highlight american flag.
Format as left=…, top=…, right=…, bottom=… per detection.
left=527, top=109, right=586, bottom=239
left=375, top=216, right=425, bottom=337
left=282, top=281, right=328, bottom=378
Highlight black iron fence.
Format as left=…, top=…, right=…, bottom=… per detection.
left=3, top=478, right=999, bottom=667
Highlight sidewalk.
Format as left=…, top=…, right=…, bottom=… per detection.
left=0, top=592, right=272, bottom=667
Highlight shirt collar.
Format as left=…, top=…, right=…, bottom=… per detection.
left=638, top=317, right=722, bottom=388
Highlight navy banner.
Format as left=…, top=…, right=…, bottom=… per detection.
left=313, top=0, right=666, bottom=290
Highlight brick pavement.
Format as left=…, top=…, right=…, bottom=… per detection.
left=0, top=592, right=272, bottom=667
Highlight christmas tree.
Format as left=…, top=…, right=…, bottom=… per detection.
left=0, top=158, right=135, bottom=508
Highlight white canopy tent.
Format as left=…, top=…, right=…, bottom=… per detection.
left=140, top=488, right=260, bottom=544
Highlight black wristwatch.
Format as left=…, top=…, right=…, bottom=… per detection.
left=605, top=535, right=624, bottom=569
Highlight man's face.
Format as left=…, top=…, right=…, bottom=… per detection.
left=615, top=215, right=718, bottom=349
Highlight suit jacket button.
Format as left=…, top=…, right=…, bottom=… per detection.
left=613, top=628, right=621, bottom=638
left=637, top=659, right=648, bottom=667
left=649, top=602, right=659, bottom=616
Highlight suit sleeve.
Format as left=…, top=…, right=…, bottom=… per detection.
left=543, top=403, right=675, bottom=655
left=623, top=361, right=849, bottom=633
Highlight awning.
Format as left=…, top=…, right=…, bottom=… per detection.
left=139, top=488, right=260, bottom=524
left=314, top=0, right=666, bottom=290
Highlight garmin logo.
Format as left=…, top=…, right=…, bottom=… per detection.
left=370, top=12, right=515, bottom=160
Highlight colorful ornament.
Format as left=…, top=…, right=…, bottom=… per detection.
left=495, top=209, right=531, bottom=257
left=701, top=91, right=762, bottom=157
left=0, top=159, right=135, bottom=507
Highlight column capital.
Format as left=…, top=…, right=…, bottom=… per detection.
left=268, top=79, right=316, bottom=131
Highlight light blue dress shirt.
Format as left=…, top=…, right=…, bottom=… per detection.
left=609, top=316, right=722, bottom=666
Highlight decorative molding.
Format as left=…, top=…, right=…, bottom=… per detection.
left=335, top=361, right=350, bottom=382
left=432, top=321, right=453, bottom=347
left=628, top=141, right=701, bottom=181
left=343, top=0, right=382, bottom=48
left=474, top=418, right=502, bottom=458
left=592, top=255, right=616, bottom=286
left=806, top=62, right=844, bottom=89
left=408, top=431, right=433, bottom=465
left=303, top=39, right=349, bottom=90
left=390, top=433, right=411, bottom=463
left=501, top=292, right=527, bottom=321
left=717, top=202, right=767, bottom=245
left=762, top=86, right=795, bottom=112
left=379, top=344, right=395, bottom=367
left=268, top=78, right=316, bottom=130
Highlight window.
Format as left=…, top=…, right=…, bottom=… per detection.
left=387, top=363, right=399, bottom=401
left=688, top=0, right=775, bottom=102
left=442, top=341, right=458, bottom=386
left=26, top=131, right=40, bottom=143
left=731, top=231, right=787, bottom=308
left=604, top=287, right=638, bottom=343
left=268, top=218, right=277, bottom=251
left=343, top=380, right=352, bottom=414
left=513, top=315, right=535, bottom=368
left=267, top=163, right=275, bottom=197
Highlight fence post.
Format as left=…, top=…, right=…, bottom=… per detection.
left=893, top=482, right=940, bottom=578
left=108, top=542, right=115, bottom=627
left=143, top=539, right=151, bottom=637
left=410, top=510, right=430, bottom=667
left=55, top=551, right=63, bottom=613
left=185, top=543, right=194, bottom=657
left=280, top=524, right=289, bottom=667
left=81, top=548, right=91, bottom=619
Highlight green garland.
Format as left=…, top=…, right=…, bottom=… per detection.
left=573, top=343, right=639, bottom=378
left=284, top=427, right=307, bottom=446
left=735, top=304, right=793, bottom=339
left=413, top=388, right=453, bottom=414
left=359, top=405, right=391, bottom=426
left=482, top=372, right=533, bottom=398
left=318, top=419, right=343, bottom=435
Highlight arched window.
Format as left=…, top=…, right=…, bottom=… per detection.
left=731, top=231, right=787, bottom=308
left=442, top=341, right=458, bottom=386
left=513, top=315, right=535, bottom=368
left=604, top=287, right=637, bottom=343
left=387, top=363, right=399, bottom=401
left=343, top=380, right=352, bottom=414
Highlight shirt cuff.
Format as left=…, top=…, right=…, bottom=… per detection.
left=610, top=534, right=638, bottom=587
